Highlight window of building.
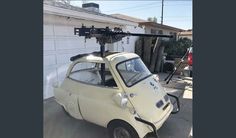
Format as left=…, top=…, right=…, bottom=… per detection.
left=158, top=30, right=163, bottom=34
left=151, top=29, right=157, bottom=34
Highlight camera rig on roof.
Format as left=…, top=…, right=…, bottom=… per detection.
left=74, top=25, right=173, bottom=85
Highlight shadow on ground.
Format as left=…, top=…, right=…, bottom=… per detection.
left=44, top=99, right=109, bottom=138
left=44, top=73, right=192, bottom=138
left=158, top=88, right=192, bottom=138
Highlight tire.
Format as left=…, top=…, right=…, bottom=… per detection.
left=144, top=133, right=158, bottom=138
left=108, top=121, right=139, bottom=138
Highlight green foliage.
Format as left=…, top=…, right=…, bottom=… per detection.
left=163, top=38, right=192, bottom=58
left=147, top=16, right=157, bottom=23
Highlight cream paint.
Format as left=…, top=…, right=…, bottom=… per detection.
left=54, top=52, right=173, bottom=138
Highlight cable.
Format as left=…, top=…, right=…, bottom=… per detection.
left=103, top=2, right=162, bottom=12
left=163, top=19, right=192, bottom=21
left=105, top=5, right=163, bottom=13
left=103, top=4, right=191, bottom=13
left=109, top=5, right=190, bottom=14
left=158, top=16, right=191, bottom=17
left=68, top=0, right=191, bottom=1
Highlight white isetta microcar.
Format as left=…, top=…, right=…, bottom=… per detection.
left=54, top=51, right=179, bottom=138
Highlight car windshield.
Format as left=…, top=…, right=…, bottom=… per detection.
left=117, top=58, right=152, bottom=87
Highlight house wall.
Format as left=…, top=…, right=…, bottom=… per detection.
left=113, top=25, right=145, bottom=52
left=43, top=13, right=144, bottom=99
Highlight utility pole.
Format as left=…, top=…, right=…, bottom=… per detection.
left=161, top=0, right=164, bottom=24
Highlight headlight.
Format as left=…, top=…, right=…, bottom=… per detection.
left=156, top=100, right=164, bottom=108
left=113, top=93, right=128, bottom=109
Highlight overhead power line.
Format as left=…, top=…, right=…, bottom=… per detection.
left=68, top=0, right=192, bottom=1
left=103, top=2, right=162, bottom=12
left=103, top=4, right=191, bottom=13
left=105, top=4, right=191, bottom=14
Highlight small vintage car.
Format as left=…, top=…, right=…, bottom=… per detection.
left=54, top=51, right=179, bottom=138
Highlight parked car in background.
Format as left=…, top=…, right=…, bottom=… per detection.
left=188, top=47, right=193, bottom=77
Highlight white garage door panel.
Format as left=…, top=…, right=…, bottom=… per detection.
left=44, top=48, right=87, bottom=56
left=44, top=50, right=57, bottom=56
left=44, top=64, right=70, bottom=85
left=54, top=25, right=75, bottom=36
left=56, top=53, right=78, bottom=64
left=57, top=64, right=70, bottom=81
left=44, top=38, right=55, bottom=51
left=44, top=24, right=54, bottom=36
left=57, top=48, right=87, bottom=54
left=55, top=37, right=85, bottom=50
left=44, top=55, right=56, bottom=66
left=44, top=67, right=57, bottom=99
left=44, top=85, right=54, bottom=99
left=85, top=46, right=100, bottom=53
left=85, top=38, right=99, bottom=47
left=44, top=67, right=57, bottom=83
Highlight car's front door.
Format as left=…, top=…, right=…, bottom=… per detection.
left=66, top=61, right=123, bottom=126
left=75, top=82, right=121, bottom=126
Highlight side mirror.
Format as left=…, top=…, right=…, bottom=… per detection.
left=113, top=93, right=128, bottom=108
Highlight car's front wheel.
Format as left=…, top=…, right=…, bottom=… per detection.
left=108, top=121, right=139, bottom=138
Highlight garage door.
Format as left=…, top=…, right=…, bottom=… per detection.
left=43, top=24, right=100, bottom=99
left=43, top=23, right=144, bottom=99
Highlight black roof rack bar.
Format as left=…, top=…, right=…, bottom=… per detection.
left=70, top=50, right=115, bottom=61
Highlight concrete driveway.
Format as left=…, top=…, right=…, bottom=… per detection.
left=44, top=74, right=192, bottom=138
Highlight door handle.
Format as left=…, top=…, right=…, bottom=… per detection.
left=129, top=93, right=138, bottom=98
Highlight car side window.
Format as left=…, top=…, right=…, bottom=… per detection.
left=69, top=62, right=117, bottom=88
left=97, top=63, right=118, bottom=88
left=69, top=62, right=100, bottom=85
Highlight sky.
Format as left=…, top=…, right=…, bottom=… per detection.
left=70, top=0, right=192, bottom=30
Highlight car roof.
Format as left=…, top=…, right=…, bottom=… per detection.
left=70, top=51, right=118, bottom=61
left=70, top=51, right=139, bottom=63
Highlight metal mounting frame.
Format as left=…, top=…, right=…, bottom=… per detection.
left=74, top=25, right=173, bottom=85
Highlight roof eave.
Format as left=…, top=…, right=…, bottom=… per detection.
left=43, top=4, right=138, bottom=26
left=139, top=22, right=184, bottom=32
